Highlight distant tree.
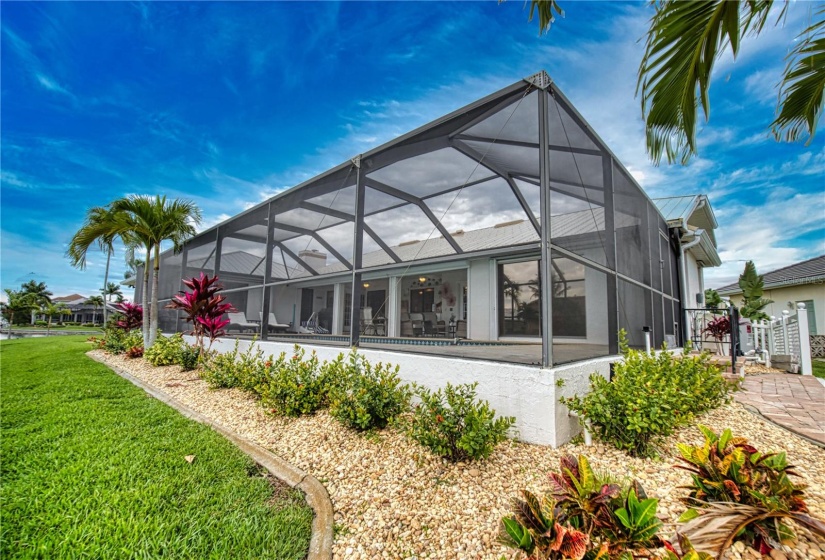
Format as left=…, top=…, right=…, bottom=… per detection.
left=737, top=261, right=773, bottom=321
left=20, top=280, right=53, bottom=324
left=102, top=282, right=123, bottom=310
left=1, top=289, right=37, bottom=328
left=43, top=303, right=71, bottom=333
left=704, top=288, right=726, bottom=314
left=84, top=295, right=105, bottom=325
left=523, top=1, right=825, bottom=164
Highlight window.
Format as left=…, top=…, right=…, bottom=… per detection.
left=499, top=260, right=541, bottom=336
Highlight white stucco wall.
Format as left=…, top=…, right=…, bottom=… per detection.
left=193, top=335, right=618, bottom=447
left=684, top=251, right=703, bottom=308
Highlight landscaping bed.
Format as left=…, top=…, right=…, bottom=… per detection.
left=0, top=337, right=313, bottom=559
left=91, top=348, right=825, bottom=560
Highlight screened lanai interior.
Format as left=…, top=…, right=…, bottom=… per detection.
left=140, top=71, right=682, bottom=367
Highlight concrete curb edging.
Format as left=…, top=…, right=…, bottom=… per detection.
left=87, top=353, right=334, bottom=559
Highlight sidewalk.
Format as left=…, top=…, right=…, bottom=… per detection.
left=735, top=374, right=825, bottom=446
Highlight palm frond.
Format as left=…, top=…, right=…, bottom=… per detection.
left=772, top=7, right=825, bottom=143
left=526, top=0, right=565, bottom=35
left=638, top=1, right=775, bottom=165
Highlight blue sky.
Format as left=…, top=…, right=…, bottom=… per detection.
left=2, top=1, right=823, bottom=300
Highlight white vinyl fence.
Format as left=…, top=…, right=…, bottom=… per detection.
left=750, top=302, right=813, bottom=375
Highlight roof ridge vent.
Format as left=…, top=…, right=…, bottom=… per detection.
left=398, top=239, right=420, bottom=247
left=494, top=219, right=525, bottom=229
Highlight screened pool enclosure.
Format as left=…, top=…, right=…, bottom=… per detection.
left=140, top=71, right=682, bottom=367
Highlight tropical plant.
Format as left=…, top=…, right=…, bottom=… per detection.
left=562, top=331, right=731, bottom=457
left=703, top=289, right=725, bottom=315
left=84, top=295, right=106, bottom=325
left=1, top=289, right=37, bottom=327
left=660, top=534, right=713, bottom=560
left=20, top=280, right=52, bottom=325
left=166, top=273, right=235, bottom=352
left=327, top=350, right=411, bottom=431
left=675, top=426, right=825, bottom=555
left=702, top=315, right=730, bottom=356
left=101, top=282, right=123, bottom=312
left=408, top=382, right=514, bottom=462
left=524, top=1, right=825, bottom=164
left=125, top=345, right=144, bottom=359
left=737, top=261, right=773, bottom=321
left=179, top=344, right=201, bottom=371
left=108, top=195, right=201, bottom=347
left=67, top=206, right=125, bottom=326
left=112, top=301, right=143, bottom=332
left=42, top=303, right=71, bottom=333
left=499, top=492, right=591, bottom=560
left=501, top=455, right=664, bottom=559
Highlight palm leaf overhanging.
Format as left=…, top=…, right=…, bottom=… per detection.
left=637, top=0, right=779, bottom=165
left=772, top=6, right=825, bottom=143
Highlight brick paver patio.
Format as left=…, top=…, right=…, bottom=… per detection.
left=735, top=374, right=825, bottom=446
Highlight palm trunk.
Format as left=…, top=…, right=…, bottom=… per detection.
left=142, top=244, right=151, bottom=347
left=148, top=244, right=160, bottom=347
left=102, top=246, right=111, bottom=325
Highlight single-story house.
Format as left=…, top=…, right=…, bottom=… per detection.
left=716, top=254, right=824, bottom=335
left=138, top=71, right=721, bottom=445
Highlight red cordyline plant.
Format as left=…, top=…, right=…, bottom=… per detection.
left=113, top=302, right=143, bottom=332
left=166, top=273, right=235, bottom=351
left=703, top=315, right=730, bottom=355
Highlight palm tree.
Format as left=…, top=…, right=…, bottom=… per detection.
left=43, top=303, right=70, bottom=334
left=20, top=280, right=53, bottom=324
left=2, top=289, right=37, bottom=331
left=109, top=195, right=201, bottom=346
left=101, top=282, right=123, bottom=316
left=84, top=295, right=105, bottom=325
left=526, top=1, right=824, bottom=164
left=67, top=206, right=121, bottom=325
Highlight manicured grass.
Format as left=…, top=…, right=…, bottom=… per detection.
left=812, top=359, right=825, bottom=380
left=1, top=336, right=312, bottom=559
left=4, top=325, right=103, bottom=331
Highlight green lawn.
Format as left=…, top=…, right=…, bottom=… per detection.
left=5, top=325, right=103, bottom=331
left=812, top=358, right=825, bottom=380
left=1, top=336, right=312, bottom=559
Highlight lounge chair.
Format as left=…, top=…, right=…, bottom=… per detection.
left=259, top=312, right=290, bottom=333
left=226, top=312, right=259, bottom=333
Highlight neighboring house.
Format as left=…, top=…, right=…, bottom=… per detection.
left=140, top=71, right=721, bottom=361
left=716, top=255, right=825, bottom=335
left=49, top=294, right=100, bottom=324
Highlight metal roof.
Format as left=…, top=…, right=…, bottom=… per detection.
left=717, top=254, right=825, bottom=294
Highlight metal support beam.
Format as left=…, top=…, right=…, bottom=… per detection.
left=299, top=201, right=402, bottom=264
left=213, top=226, right=223, bottom=277
left=261, top=202, right=275, bottom=340
left=349, top=157, right=366, bottom=346
left=364, top=178, right=464, bottom=255
left=602, top=156, right=619, bottom=355
left=275, top=242, right=319, bottom=276
left=454, top=133, right=603, bottom=157
left=450, top=140, right=541, bottom=234
left=538, top=89, right=553, bottom=368
left=270, top=221, right=353, bottom=270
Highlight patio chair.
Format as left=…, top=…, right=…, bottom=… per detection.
left=409, top=313, right=425, bottom=337
left=422, top=312, right=446, bottom=337
left=259, top=312, right=290, bottom=334
left=361, top=307, right=379, bottom=336
left=306, top=311, right=330, bottom=334
left=226, top=312, right=259, bottom=333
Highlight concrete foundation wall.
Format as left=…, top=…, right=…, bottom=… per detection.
left=193, top=335, right=617, bottom=447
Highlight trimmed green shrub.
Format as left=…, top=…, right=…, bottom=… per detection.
left=327, top=351, right=410, bottom=431
left=562, top=331, right=733, bottom=458
left=257, top=346, right=327, bottom=417
left=34, top=320, right=48, bottom=327
left=179, top=344, right=201, bottom=371
left=408, top=382, right=514, bottom=462
left=200, top=340, right=243, bottom=388
left=101, top=327, right=127, bottom=354
left=144, top=334, right=185, bottom=366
